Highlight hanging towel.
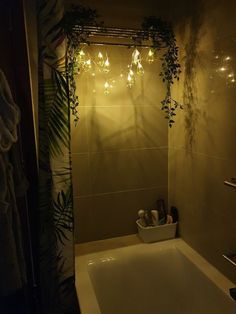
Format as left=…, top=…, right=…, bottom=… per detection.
left=0, top=69, right=27, bottom=296
left=0, top=69, right=20, bottom=152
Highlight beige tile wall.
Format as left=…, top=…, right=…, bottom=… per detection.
left=72, top=46, right=168, bottom=242
left=169, top=1, right=236, bottom=283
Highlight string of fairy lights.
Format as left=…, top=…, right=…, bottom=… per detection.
left=213, top=54, right=235, bottom=84
left=75, top=47, right=156, bottom=95
left=75, top=46, right=235, bottom=96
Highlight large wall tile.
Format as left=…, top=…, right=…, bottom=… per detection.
left=74, top=186, right=168, bottom=243
left=71, top=153, right=91, bottom=197
left=86, top=105, right=168, bottom=152
left=71, top=106, right=89, bottom=154
left=90, top=148, right=168, bottom=194
left=86, top=105, right=136, bottom=152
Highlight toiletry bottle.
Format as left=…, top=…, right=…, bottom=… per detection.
left=156, top=199, right=167, bottom=221
left=151, top=209, right=159, bottom=226
left=166, top=214, right=173, bottom=224
left=138, top=209, right=146, bottom=227
left=170, top=206, right=178, bottom=223
left=144, top=209, right=153, bottom=226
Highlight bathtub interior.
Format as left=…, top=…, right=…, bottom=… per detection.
left=75, top=237, right=236, bottom=314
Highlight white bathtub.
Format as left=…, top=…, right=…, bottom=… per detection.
left=75, top=236, right=236, bottom=314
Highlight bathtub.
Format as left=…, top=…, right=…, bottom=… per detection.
left=75, top=236, right=236, bottom=314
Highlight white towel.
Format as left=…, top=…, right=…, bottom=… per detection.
left=0, top=69, right=20, bottom=152
left=0, top=70, right=27, bottom=296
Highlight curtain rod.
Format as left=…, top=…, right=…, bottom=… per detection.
left=81, top=42, right=161, bottom=49
left=72, top=25, right=166, bottom=48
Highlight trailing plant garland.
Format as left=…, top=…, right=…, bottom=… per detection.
left=62, top=7, right=182, bottom=127
left=142, top=17, right=183, bottom=127
left=62, top=5, right=101, bottom=124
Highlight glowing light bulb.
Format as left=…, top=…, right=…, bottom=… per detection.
left=84, top=59, right=92, bottom=71
left=137, top=62, right=144, bottom=76
left=231, top=78, right=235, bottom=83
left=104, top=81, right=110, bottom=95
left=225, top=56, right=231, bottom=61
left=132, top=48, right=141, bottom=65
left=103, top=57, right=110, bottom=73
left=147, top=49, right=155, bottom=63
left=77, top=49, right=86, bottom=66
left=127, top=72, right=135, bottom=88
left=127, top=74, right=132, bottom=82
left=79, top=49, right=85, bottom=56
left=228, top=73, right=234, bottom=78
left=219, top=66, right=226, bottom=72
left=129, top=69, right=134, bottom=77
left=97, top=52, right=104, bottom=66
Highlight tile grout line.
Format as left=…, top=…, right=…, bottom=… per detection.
left=74, top=184, right=168, bottom=199
left=169, top=145, right=232, bottom=162
left=71, top=146, right=168, bottom=156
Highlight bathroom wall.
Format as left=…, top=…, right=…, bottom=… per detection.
left=71, top=45, right=168, bottom=242
left=69, top=0, right=236, bottom=284
left=169, top=0, right=236, bottom=283
left=68, top=0, right=205, bottom=243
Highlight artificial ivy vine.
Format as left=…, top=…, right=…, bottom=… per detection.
left=141, top=17, right=183, bottom=127
left=62, top=6, right=182, bottom=127
left=62, top=5, right=101, bottom=123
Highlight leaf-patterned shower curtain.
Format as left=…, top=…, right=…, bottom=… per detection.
left=37, top=0, right=79, bottom=313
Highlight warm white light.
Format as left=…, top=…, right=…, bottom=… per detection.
left=137, top=62, right=144, bottom=76
left=215, top=55, right=219, bottom=59
left=103, top=57, right=110, bottom=73
left=231, top=78, right=235, bottom=83
left=147, top=49, right=155, bottom=63
left=91, top=72, right=96, bottom=77
left=104, top=81, right=110, bottom=95
left=219, top=66, right=226, bottom=72
left=77, top=49, right=86, bottom=67
left=84, top=59, right=92, bottom=71
left=129, top=69, right=134, bottom=77
left=127, top=74, right=132, bottom=81
left=225, top=56, right=231, bottom=61
left=228, top=73, right=234, bottom=78
left=127, top=72, right=135, bottom=88
left=132, top=48, right=141, bottom=65
left=98, top=52, right=103, bottom=59
left=97, top=52, right=104, bottom=66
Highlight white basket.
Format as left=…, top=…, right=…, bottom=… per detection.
left=136, top=219, right=177, bottom=243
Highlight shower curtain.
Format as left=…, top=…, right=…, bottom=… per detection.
left=38, top=0, right=79, bottom=313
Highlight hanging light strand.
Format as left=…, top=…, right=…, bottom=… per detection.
left=76, top=46, right=160, bottom=94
